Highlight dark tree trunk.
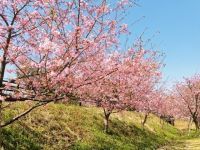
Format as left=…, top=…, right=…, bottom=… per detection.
left=103, top=109, right=111, bottom=133
left=193, top=118, right=199, bottom=130
left=0, top=56, right=6, bottom=149
left=0, top=46, right=9, bottom=150
left=0, top=101, right=3, bottom=149
left=0, top=17, right=14, bottom=150
left=142, top=112, right=149, bottom=127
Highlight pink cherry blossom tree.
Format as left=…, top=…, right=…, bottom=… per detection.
left=0, top=0, right=134, bottom=129
left=78, top=48, right=162, bottom=133
left=129, top=61, right=163, bottom=127
left=174, top=75, right=200, bottom=130
left=0, top=2, right=46, bottom=147
left=137, top=89, right=165, bottom=127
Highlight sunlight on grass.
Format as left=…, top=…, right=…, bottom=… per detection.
left=1, top=102, right=183, bottom=150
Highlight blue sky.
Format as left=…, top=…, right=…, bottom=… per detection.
left=124, top=0, right=200, bottom=87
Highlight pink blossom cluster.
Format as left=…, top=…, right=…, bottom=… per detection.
left=0, top=0, right=162, bottom=116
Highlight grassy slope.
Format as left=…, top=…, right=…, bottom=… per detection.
left=2, top=103, right=182, bottom=150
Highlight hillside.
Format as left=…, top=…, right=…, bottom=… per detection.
left=2, top=103, right=185, bottom=150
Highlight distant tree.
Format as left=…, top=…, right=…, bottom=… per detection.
left=138, top=89, right=164, bottom=127
left=174, top=75, right=200, bottom=130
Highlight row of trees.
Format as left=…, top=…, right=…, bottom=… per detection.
left=1, top=0, right=199, bottom=135
left=0, top=0, right=167, bottom=136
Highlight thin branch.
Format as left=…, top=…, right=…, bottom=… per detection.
left=0, top=101, right=51, bottom=128
left=0, top=14, right=9, bottom=26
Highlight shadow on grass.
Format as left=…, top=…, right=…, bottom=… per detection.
left=1, top=105, right=178, bottom=150
left=2, top=123, right=43, bottom=150
left=71, top=117, right=168, bottom=150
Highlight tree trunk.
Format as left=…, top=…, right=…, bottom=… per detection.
left=0, top=28, right=11, bottom=150
left=0, top=59, right=6, bottom=149
left=142, top=112, right=149, bottom=127
left=0, top=101, right=3, bottom=149
left=103, top=110, right=111, bottom=133
left=193, top=118, right=199, bottom=130
left=187, top=117, right=192, bottom=135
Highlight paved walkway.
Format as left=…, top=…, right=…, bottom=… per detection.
left=158, top=138, right=200, bottom=150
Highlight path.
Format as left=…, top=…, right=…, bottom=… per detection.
left=158, top=138, right=200, bottom=150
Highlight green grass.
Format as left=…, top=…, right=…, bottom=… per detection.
left=1, top=103, right=184, bottom=150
